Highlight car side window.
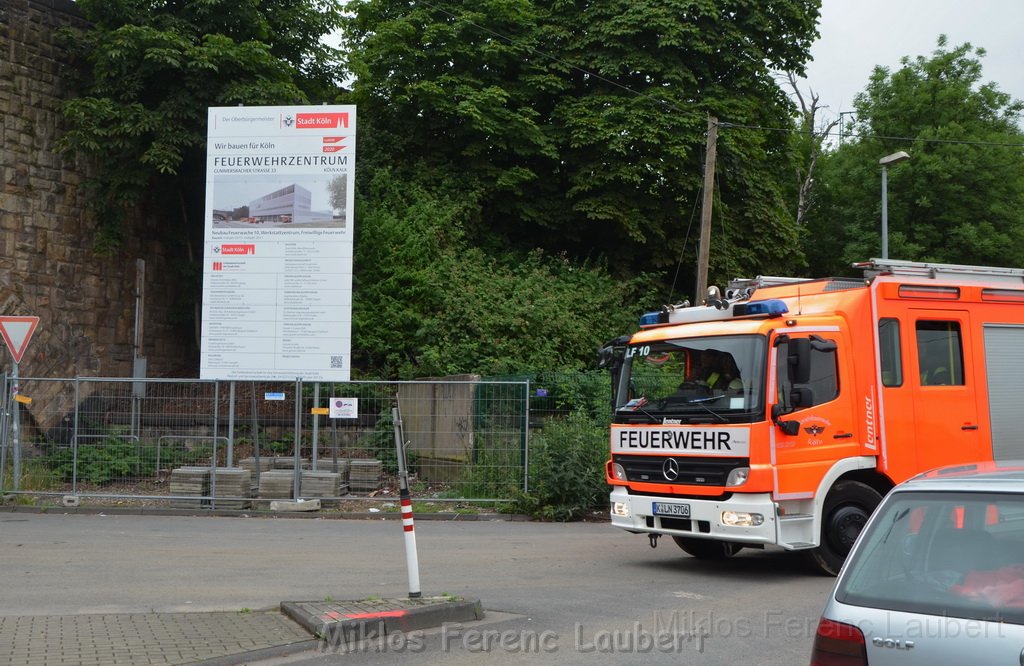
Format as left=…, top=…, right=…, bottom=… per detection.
left=837, top=491, right=1024, bottom=624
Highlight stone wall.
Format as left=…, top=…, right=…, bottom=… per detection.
left=0, top=0, right=193, bottom=392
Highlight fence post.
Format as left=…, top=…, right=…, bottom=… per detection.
left=72, top=377, right=81, bottom=495
left=227, top=381, right=235, bottom=468
left=293, top=378, right=302, bottom=500
left=523, top=380, right=531, bottom=493
left=210, top=381, right=220, bottom=510
left=311, top=382, right=320, bottom=470
left=209, top=434, right=217, bottom=511
left=251, top=382, right=261, bottom=490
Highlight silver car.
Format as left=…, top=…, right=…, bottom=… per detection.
left=811, top=462, right=1024, bottom=665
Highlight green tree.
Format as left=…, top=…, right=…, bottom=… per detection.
left=805, top=37, right=1024, bottom=275
left=341, top=0, right=821, bottom=295
left=59, top=0, right=343, bottom=253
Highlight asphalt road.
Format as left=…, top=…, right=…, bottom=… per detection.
left=0, top=513, right=834, bottom=664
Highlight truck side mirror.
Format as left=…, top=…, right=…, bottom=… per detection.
left=771, top=404, right=801, bottom=436
left=597, top=337, right=629, bottom=410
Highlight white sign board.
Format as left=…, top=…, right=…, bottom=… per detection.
left=329, top=397, right=358, bottom=419
left=200, top=105, right=356, bottom=381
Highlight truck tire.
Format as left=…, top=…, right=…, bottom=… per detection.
left=806, top=480, right=882, bottom=576
left=673, top=536, right=743, bottom=559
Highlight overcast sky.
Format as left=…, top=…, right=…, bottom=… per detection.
left=798, top=0, right=1024, bottom=124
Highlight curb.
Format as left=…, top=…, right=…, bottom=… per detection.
left=0, top=504, right=531, bottom=521
left=281, top=597, right=485, bottom=645
left=190, top=638, right=322, bottom=666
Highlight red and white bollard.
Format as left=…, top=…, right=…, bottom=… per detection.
left=393, top=405, right=421, bottom=598
left=399, top=488, right=421, bottom=598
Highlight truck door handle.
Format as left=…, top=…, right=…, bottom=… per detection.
left=962, top=425, right=979, bottom=431
left=832, top=433, right=853, bottom=439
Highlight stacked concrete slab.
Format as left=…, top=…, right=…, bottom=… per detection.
left=258, top=469, right=296, bottom=501
left=313, top=458, right=350, bottom=485
left=348, top=459, right=383, bottom=493
left=300, top=471, right=346, bottom=507
left=273, top=457, right=309, bottom=470
left=239, top=457, right=273, bottom=474
left=169, top=467, right=210, bottom=508
left=211, top=468, right=252, bottom=509
left=239, top=457, right=274, bottom=494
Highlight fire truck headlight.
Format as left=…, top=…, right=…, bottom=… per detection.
left=612, top=463, right=627, bottom=481
left=612, top=502, right=630, bottom=518
left=722, top=511, right=763, bottom=527
left=725, top=467, right=749, bottom=487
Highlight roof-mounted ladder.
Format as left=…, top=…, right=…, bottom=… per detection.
left=855, top=258, right=1024, bottom=284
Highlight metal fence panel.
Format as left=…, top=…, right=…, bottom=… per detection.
left=1, top=377, right=532, bottom=508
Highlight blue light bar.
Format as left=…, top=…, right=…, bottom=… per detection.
left=639, top=310, right=667, bottom=327
left=733, top=299, right=788, bottom=317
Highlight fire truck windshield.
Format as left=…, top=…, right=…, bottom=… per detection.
left=614, top=335, right=767, bottom=424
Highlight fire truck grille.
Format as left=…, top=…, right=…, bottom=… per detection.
left=613, top=455, right=748, bottom=486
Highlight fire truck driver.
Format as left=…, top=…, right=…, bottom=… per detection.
left=686, top=350, right=743, bottom=392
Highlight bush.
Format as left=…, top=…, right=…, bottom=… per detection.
left=515, top=410, right=608, bottom=521
left=42, top=433, right=207, bottom=486
left=46, top=435, right=151, bottom=485
left=351, top=171, right=646, bottom=379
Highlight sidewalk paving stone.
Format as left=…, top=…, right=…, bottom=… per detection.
left=0, top=611, right=310, bottom=666
left=0, top=598, right=483, bottom=665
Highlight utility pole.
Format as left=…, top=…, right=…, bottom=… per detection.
left=695, top=116, right=718, bottom=306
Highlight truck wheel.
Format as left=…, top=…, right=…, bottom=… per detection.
left=806, top=480, right=882, bottom=576
left=673, top=536, right=743, bottom=559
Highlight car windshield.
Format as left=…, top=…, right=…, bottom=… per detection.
left=614, top=335, right=766, bottom=423
left=837, top=490, right=1024, bottom=625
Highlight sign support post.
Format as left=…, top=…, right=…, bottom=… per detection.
left=0, top=372, right=8, bottom=494
left=0, top=316, right=40, bottom=494
left=10, top=362, right=19, bottom=491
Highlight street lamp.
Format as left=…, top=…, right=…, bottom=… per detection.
left=879, top=151, right=910, bottom=259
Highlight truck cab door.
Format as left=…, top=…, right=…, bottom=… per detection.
left=770, top=331, right=858, bottom=498
left=911, top=310, right=983, bottom=469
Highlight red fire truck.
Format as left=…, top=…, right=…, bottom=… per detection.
left=600, top=259, right=1024, bottom=574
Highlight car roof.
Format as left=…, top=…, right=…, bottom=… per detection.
left=894, top=460, right=1024, bottom=493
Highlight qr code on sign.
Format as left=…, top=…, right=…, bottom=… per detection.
left=330, top=356, right=344, bottom=369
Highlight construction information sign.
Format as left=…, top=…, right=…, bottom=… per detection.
left=200, top=105, right=356, bottom=381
